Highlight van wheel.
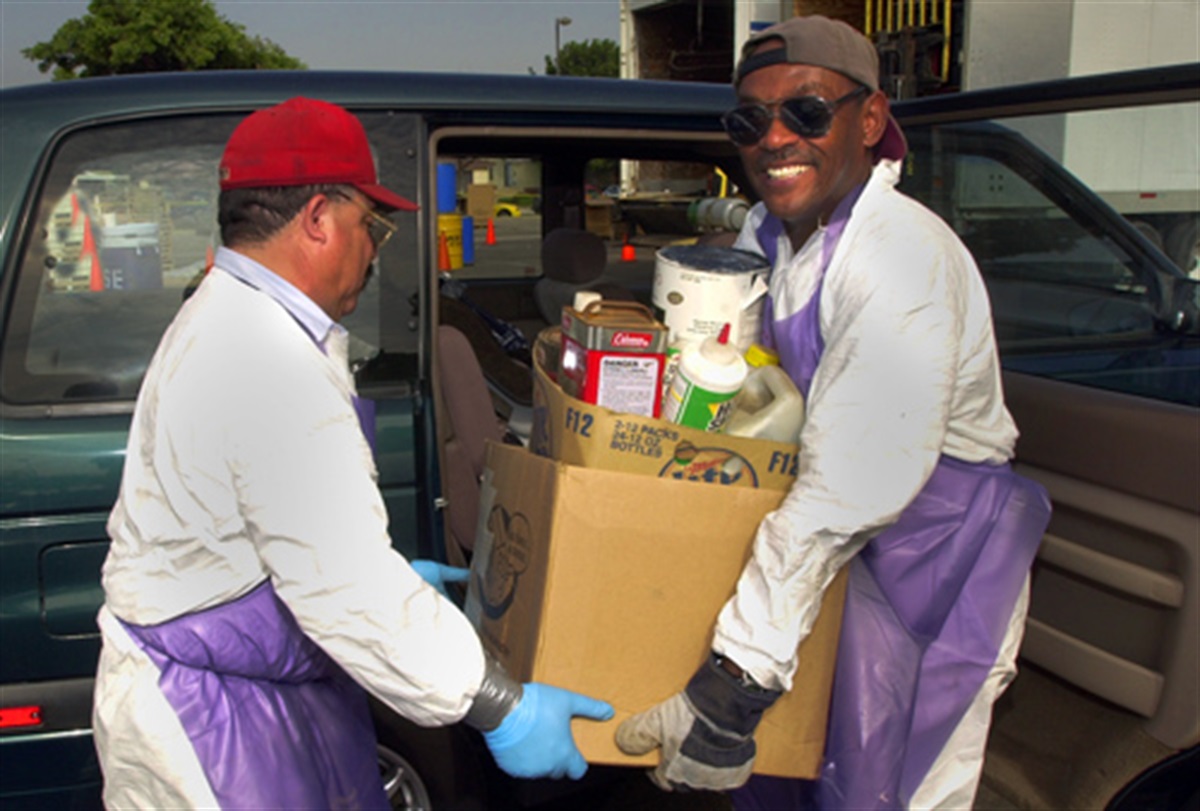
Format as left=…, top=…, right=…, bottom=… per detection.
left=372, top=700, right=489, bottom=811
left=378, top=744, right=434, bottom=810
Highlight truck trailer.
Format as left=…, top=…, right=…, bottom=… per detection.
left=617, top=0, right=1198, bottom=272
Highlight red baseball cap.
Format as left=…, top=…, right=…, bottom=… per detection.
left=219, top=97, right=418, bottom=212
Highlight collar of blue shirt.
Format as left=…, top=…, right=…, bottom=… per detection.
left=214, top=246, right=346, bottom=353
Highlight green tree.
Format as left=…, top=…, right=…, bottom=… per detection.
left=22, top=0, right=304, bottom=80
left=544, top=38, right=619, bottom=77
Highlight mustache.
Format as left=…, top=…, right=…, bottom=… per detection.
left=754, top=147, right=816, bottom=172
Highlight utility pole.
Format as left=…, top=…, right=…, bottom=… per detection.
left=554, top=16, right=572, bottom=74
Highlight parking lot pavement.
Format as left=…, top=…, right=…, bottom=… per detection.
left=544, top=769, right=732, bottom=811
left=528, top=766, right=1018, bottom=810
left=500, top=766, right=731, bottom=811
left=975, top=781, right=1020, bottom=810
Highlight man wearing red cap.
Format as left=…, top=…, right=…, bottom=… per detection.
left=617, top=17, right=1051, bottom=810
left=93, top=97, right=611, bottom=809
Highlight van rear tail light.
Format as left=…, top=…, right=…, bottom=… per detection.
left=0, top=705, right=42, bottom=729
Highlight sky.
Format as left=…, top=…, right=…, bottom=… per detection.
left=0, top=0, right=620, bottom=89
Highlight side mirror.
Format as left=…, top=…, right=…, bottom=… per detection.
left=1165, top=276, right=1200, bottom=334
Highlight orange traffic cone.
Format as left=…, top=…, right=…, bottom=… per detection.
left=85, top=253, right=104, bottom=292
left=485, top=218, right=496, bottom=246
left=621, top=234, right=636, bottom=263
left=438, top=231, right=452, bottom=271
left=81, top=215, right=105, bottom=291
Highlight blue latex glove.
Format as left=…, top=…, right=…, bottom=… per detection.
left=411, top=559, right=469, bottom=598
left=483, top=683, right=614, bottom=779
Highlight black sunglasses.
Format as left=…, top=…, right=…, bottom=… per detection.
left=721, top=86, right=871, bottom=147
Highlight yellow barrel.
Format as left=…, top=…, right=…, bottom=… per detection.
left=437, top=213, right=463, bottom=270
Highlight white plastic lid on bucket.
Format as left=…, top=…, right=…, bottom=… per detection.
left=651, top=244, right=770, bottom=352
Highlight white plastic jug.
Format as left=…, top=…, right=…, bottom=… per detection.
left=724, top=364, right=805, bottom=444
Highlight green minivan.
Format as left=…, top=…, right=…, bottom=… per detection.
left=1, top=66, right=1196, bottom=809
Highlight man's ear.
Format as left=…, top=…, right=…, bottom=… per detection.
left=861, top=90, right=890, bottom=152
left=299, top=193, right=333, bottom=244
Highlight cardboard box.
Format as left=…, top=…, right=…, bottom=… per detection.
left=585, top=199, right=615, bottom=239
left=532, top=328, right=800, bottom=491
left=466, top=183, right=497, bottom=221
left=464, top=440, right=846, bottom=778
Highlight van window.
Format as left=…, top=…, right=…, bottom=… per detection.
left=901, top=117, right=1199, bottom=407
left=431, top=140, right=742, bottom=422
left=436, top=152, right=739, bottom=288
left=2, top=117, right=235, bottom=405
left=2, top=114, right=398, bottom=407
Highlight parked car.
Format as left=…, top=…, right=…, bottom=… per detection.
left=455, top=195, right=523, bottom=219
left=0, top=65, right=1195, bottom=810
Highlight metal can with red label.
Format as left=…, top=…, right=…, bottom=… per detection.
left=559, top=299, right=668, bottom=417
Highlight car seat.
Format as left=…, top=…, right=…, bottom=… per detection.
left=434, top=324, right=507, bottom=568
left=438, top=294, right=533, bottom=411
left=534, top=227, right=636, bottom=326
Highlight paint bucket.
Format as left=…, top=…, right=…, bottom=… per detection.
left=651, top=244, right=769, bottom=352
left=437, top=213, right=463, bottom=270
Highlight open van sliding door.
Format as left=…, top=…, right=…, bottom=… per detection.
left=990, top=372, right=1198, bottom=809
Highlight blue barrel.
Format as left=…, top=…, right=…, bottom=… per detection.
left=437, top=164, right=457, bottom=213
left=462, top=216, right=475, bottom=264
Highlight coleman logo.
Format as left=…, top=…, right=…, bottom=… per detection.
left=611, top=331, right=653, bottom=348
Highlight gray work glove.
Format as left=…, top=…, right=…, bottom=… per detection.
left=615, top=653, right=781, bottom=791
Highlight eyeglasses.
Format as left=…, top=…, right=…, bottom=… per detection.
left=721, top=86, right=871, bottom=147
left=335, top=192, right=398, bottom=250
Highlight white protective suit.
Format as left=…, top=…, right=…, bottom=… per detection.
left=95, top=250, right=485, bottom=808
left=715, top=160, right=1036, bottom=808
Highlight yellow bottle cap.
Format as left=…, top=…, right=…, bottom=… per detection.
left=744, top=342, right=779, bottom=368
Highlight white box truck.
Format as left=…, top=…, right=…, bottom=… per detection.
left=961, top=0, right=1198, bottom=273
left=619, top=0, right=1197, bottom=272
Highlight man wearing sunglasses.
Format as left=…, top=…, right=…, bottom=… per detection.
left=94, top=97, right=612, bottom=809
left=617, top=16, right=1051, bottom=810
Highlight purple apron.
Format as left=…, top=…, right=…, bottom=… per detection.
left=731, top=198, right=1051, bottom=810
left=117, top=347, right=387, bottom=808
left=121, top=580, right=389, bottom=810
